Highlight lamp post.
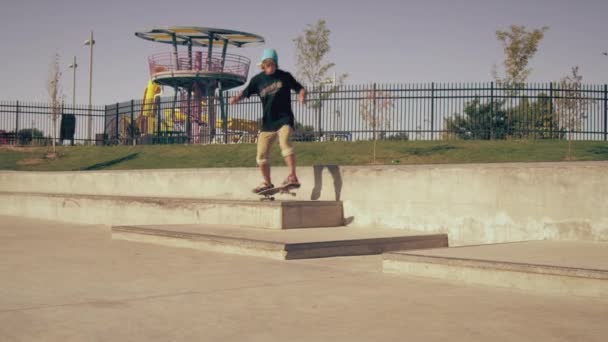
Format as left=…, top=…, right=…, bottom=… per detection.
left=84, top=31, right=95, bottom=144
left=68, top=56, right=77, bottom=109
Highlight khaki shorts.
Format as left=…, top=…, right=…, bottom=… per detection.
left=256, top=125, right=294, bottom=165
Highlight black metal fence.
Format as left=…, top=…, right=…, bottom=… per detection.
left=0, top=101, right=106, bottom=145
left=1, top=82, right=607, bottom=145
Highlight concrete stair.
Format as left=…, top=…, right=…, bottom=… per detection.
left=383, top=240, right=608, bottom=298
left=0, top=190, right=448, bottom=260
left=0, top=192, right=343, bottom=229
left=112, top=224, right=449, bottom=260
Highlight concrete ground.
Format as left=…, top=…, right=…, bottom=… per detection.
left=1, top=216, right=607, bottom=342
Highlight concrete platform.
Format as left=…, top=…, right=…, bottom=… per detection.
left=383, top=240, right=608, bottom=298
left=112, top=224, right=448, bottom=260
left=0, top=191, right=343, bottom=229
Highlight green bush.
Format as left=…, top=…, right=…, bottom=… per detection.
left=292, top=122, right=317, bottom=142
left=445, top=96, right=566, bottom=140
left=17, top=128, right=46, bottom=145
left=386, top=132, right=410, bottom=141
left=445, top=99, right=510, bottom=140
left=507, top=95, right=565, bottom=139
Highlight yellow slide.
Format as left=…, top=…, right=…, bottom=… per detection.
left=139, top=80, right=161, bottom=134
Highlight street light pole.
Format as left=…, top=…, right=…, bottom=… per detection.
left=84, top=31, right=95, bottom=144
left=68, top=56, right=77, bottom=109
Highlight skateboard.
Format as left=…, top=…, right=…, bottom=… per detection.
left=258, top=184, right=298, bottom=201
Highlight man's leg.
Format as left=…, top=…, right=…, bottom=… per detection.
left=260, top=162, right=271, bottom=184
left=278, top=125, right=299, bottom=185
left=284, top=154, right=296, bottom=179
left=256, top=131, right=277, bottom=187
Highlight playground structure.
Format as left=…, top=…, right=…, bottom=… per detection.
left=133, top=27, right=264, bottom=144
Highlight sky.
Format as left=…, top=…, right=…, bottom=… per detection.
left=0, top=0, right=606, bottom=105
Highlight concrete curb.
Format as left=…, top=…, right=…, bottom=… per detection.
left=383, top=250, right=608, bottom=298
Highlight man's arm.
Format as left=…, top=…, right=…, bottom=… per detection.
left=230, top=77, right=256, bottom=105
left=297, top=88, right=306, bottom=105
left=287, top=72, right=306, bottom=105
left=229, top=92, right=243, bottom=105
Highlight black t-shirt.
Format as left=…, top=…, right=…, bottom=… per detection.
left=242, top=69, right=304, bottom=132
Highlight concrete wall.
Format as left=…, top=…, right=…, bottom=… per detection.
left=1, top=161, right=607, bottom=245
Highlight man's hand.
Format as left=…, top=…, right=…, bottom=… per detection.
left=229, top=94, right=242, bottom=105
left=298, top=89, right=306, bottom=105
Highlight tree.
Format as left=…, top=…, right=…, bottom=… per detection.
left=493, top=25, right=549, bottom=89
left=529, top=94, right=563, bottom=139
left=506, top=94, right=564, bottom=140
left=293, top=19, right=348, bottom=114
left=554, top=66, right=592, bottom=159
left=359, top=86, right=394, bottom=163
left=47, top=53, right=62, bottom=153
left=445, top=98, right=509, bottom=140
left=293, top=19, right=347, bottom=87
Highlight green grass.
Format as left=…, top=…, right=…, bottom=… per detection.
left=1, top=140, right=607, bottom=171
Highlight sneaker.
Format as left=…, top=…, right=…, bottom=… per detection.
left=281, top=176, right=301, bottom=189
left=253, top=182, right=274, bottom=194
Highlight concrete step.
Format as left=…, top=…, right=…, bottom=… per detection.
left=0, top=192, right=343, bottom=229
left=112, top=224, right=448, bottom=260
left=383, top=241, right=608, bottom=298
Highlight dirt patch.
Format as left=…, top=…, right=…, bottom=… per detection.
left=16, top=158, right=45, bottom=166
left=0, top=145, right=40, bottom=152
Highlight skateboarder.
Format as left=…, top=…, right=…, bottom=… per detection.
left=229, top=48, right=306, bottom=193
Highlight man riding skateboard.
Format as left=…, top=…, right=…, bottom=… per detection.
left=229, top=48, right=306, bottom=194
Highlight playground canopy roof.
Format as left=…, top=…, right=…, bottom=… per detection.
left=135, top=27, right=265, bottom=48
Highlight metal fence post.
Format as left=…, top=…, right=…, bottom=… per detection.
left=187, top=87, right=192, bottom=144
left=372, top=83, right=377, bottom=141
left=130, top=100, right=135, bottom=145
left=103, top=105, right=108, bottom=141
left=14, top=100, right=20, bottom=145
left=549, top=82, right=554, bottom=138
left=317, top=85, right=323, bottom=139
left=221, top=87, right=228, bottom=144
left=490, top=82, right=494, bottom=140
left=430, top=82, right=435, bottom=140
left=115, top=102, right=119, bottom=145
left=604, top=84, right=607, bottom=141
left=60, top=102, right=64, bottom=145
left=171, top=87, right=178, bottom=142
left=156, top=97, right=162, bottom=143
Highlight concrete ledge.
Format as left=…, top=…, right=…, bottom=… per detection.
left=383, top=241, right=608, bottom=298
left=112, top=224, right=449, bottom=260
left=113, top=226, right=287, bottom=260
left=3, top=161, right=607, bottom=244
left=0, top=192, right=343, bottom=229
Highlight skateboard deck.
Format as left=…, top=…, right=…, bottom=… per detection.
left=258, top=184, right=298, bottom=201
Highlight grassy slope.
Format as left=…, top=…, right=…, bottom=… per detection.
left=1, top=140, right=607, bottom=171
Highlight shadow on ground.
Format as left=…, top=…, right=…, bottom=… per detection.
left=587, top=146, right=608, bottom=158
left=78, top=153, right=140, bottom=171
left=400, top=144, right=458, bottom=156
